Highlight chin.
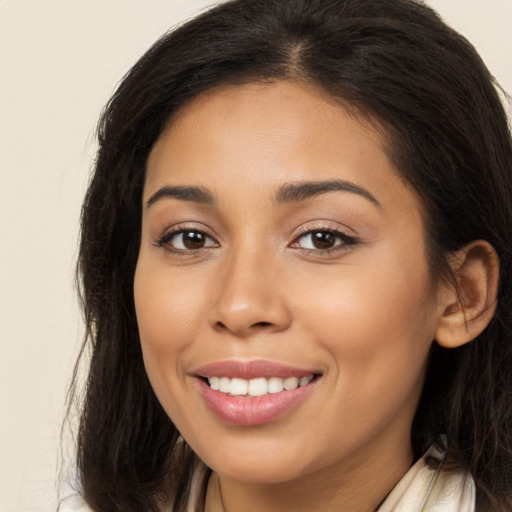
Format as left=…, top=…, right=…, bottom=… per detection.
left=210, top=457, right=311, bottom=484
left=187, top=431, right=326, bottom=485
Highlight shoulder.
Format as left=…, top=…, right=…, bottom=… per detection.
left=57, top=461, right=209, bottom=512
left=379, top=443, right=475, bottom=512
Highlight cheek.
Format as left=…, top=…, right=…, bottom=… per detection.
left=290, top=260, right=436, bottom=451
left=135, top=261, right=200, bottom=342
left=293, top=248, right=437, bottom=380
left=133, top=259, right=208, bottom=391
left=133, top=260, right=210, bottom=428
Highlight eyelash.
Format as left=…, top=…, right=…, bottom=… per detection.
left=156, top=225, right=358, bottom=256
left=156, top=226, right=218, bottom=256
left=290, top=225, right=358, bottom=255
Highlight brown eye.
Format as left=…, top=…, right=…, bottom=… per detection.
left=182, top=231, right=207, bottom=249
left=293, top=229, right=357, bottom=253
left=310, top=231, right=336, bottom=250
left=159, top=229, right=217, bottom=252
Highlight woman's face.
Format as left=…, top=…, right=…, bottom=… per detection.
left=134, top=81, right=444, bottom=484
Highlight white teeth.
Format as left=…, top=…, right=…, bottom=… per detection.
left=300, top=375, right=313, bottom=387
left=283, top=377, right=299, bottom=390
left=207, top=375, right=314, bottom=396
left=229, top=378, right=248, bottom=396
left=209, top=376, right=220, bottom=390
left=267, top=377, right=284, bottom=394
left=219, top=377, right=230, bottom=393
left=248, top=377, right=268, bottom=396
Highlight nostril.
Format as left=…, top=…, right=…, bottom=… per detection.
left=252, top=321, right=272, bottom=328
left=214, top=320, right=273, bottom=334
left=214, top=320, right=275, bottom=335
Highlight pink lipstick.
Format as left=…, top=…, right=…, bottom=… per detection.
left=194, top=360, right=320, bottom=426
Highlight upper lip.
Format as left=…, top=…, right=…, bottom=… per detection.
left=194, top=360, right=319, bottom=379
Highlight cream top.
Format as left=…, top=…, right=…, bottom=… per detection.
left=60, top=444, right=475, bottom=512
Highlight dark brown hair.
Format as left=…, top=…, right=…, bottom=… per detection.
left=71, top=0, right=512, bottom=510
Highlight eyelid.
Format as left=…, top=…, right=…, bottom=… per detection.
left=153, top=221, right=358, bottom=256
left=291, top=221, right=357, bottom=240
left=155, top=223, right=219, bottom=253
left=289, top=222, right=359, bottom=253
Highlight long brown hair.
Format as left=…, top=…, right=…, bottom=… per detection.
left=71, top=0, right=512, bottom=510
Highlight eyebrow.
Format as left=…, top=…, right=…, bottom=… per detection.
left=145, top=179, right=380, bottom=209
left=146, top=185, right=215, bottom=208
left=275, top=180, right=381, bottom=207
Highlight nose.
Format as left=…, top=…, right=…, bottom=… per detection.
left=209, top=250, right=292, bottom=338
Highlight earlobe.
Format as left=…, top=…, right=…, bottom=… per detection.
left=435, top=240, right=499, bottom=349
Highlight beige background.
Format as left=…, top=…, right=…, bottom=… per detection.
left=0, top=1, right=510, bottom=510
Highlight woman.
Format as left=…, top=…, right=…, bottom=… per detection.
left=66, top=0, right=512, bottom=510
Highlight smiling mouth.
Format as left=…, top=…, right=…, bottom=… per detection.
left=196, top=362, right=322, bottom=425
left=205, top=374, right=318, bottom=397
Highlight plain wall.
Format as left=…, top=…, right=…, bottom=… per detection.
left=0, top=1, right=510, bottom=510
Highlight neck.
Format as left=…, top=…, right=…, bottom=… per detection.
left=204, top=438, right=413, bottom=512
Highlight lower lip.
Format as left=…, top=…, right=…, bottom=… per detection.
left=197, top=378, right=318, bottom=426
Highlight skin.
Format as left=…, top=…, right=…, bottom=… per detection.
left=134, top=81, right=450, bottom=511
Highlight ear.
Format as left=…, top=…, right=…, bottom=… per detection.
left=435, top=240, right=499, bottom=349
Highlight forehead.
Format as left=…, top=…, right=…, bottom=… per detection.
left=167, top=80, right=360, bottom=134
left=145, top=81, right=417, bottom=216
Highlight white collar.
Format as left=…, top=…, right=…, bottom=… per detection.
left=378, top=443, right=475, bottom=512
